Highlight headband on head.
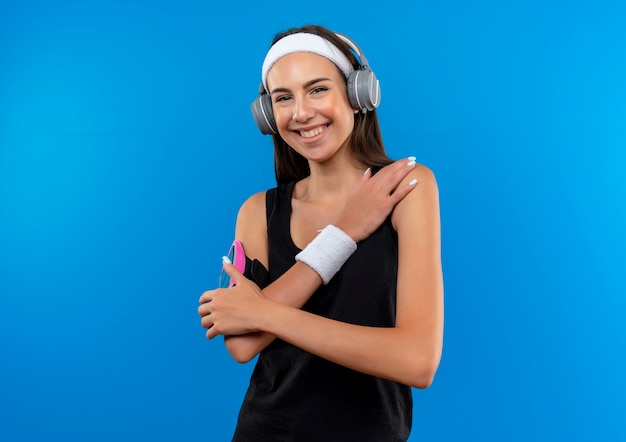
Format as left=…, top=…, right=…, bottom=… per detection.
left=261, top=33, right=354, bottom=92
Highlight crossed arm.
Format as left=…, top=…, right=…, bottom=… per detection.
left=198, top=161, right=444, bottom=388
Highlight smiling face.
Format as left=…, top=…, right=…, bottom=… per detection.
left=266, top=52, right=357, bottom=164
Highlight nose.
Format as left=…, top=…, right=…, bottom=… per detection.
left=292, top=97, right=314, bottom=122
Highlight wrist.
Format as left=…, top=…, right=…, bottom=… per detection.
left=295, top=224, right=357, bottom=284
left=333, top=220, right=361, bottom=243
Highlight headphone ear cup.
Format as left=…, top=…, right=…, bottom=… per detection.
left=250, top=93, right=277, bottom=135
left=346, top=69, right=381, bottom=112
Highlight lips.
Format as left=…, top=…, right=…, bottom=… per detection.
left=298, top=125, right=327, bottom=139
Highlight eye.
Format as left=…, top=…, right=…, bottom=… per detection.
left=274, top=95, right=292, bottom=103
left=311, top=87, right=328, bottom=94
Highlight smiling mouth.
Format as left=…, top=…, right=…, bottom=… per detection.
left=299, top=126, right=327, bottom=139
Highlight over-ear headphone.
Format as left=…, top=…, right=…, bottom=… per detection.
left=250, top=32, right=381, bottom=135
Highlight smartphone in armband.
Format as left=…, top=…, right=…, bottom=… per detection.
left=219, top=239, right=246, bottom=288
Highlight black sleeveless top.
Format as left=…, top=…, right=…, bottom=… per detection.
left=232, top=181, right=412, bottom=442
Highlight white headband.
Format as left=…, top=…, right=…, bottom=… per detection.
left=261, top=33, right=354, bottom=92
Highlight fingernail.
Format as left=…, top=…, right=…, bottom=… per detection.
left=363, top=167, right=371, bottom=176
left=408, top=156, right=416, bottom=161
left=407, top=160, right=416, bottom=167
left=222, top=255, right=232, bottom=264
left=409, top=179, right=418, bottom=186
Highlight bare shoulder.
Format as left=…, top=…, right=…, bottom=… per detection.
left=237, top=191, right=267, bottom=221
left=235, top=191, right=269, bottom=267
left=391, top=163, right=440, bottom=230
left=410, top=163, right=438, bottom=191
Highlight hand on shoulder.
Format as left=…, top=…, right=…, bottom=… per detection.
left=391, top=162, right=440, bottom=232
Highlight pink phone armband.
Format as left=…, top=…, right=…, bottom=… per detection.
left=219, top=239, right=246, bottom=288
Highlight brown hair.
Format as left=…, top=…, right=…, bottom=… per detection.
left=266, top=25, right=393, bottom=185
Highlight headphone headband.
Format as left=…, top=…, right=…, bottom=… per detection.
left=251, top=31, right=381, bottom=135
left=334, top=33, right=372, bottom=71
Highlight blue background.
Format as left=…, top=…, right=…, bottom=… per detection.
left=1, top=1, right=625, bottom=441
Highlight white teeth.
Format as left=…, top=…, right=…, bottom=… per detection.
left=299, top=126, right=326, bottom=138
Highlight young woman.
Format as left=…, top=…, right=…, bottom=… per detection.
left=199, top=25, right=444, bottom=441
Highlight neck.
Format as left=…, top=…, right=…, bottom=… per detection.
left=299, top=152, right=367, bottom=203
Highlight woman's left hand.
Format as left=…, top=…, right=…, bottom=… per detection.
left=198, top=261, right=266, bottom=339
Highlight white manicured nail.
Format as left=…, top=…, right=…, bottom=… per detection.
left=407, top=160, right=416, bottom=167
left=409, top=179, right=418, bottom=186
left=222, top=255, right=232, bottom=264
left=363, top=167, right=371, bottom=175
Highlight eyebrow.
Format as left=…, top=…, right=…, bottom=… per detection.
left=269, top=77, right=331, bottom=95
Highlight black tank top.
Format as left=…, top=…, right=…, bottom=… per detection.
left=233, top=181, right=412, bottom=442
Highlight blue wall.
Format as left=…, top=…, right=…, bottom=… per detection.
left=1, top=1, right=625, bottom=440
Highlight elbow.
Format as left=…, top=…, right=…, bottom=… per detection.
left=410, top=371, right=436, bottom=389
left=406, top=356, right=440, bottom=389
left=225, top=338, right=258, bottom=364
left=231, top=350, right=256, bottom=364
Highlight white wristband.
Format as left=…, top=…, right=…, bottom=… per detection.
left=295, top=225, right=357, bottom=285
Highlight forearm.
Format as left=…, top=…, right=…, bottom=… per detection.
left=223, top=162, right=419, bottom=362
left=256, top=299, right=441, bottom=388
left=224, top=261, right=322, bottom=362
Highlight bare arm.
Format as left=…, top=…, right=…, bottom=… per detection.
left=223, top=191, right=322, bottom=362
left=200, top=158, right=420, bottom=363
left=205, top=165, right=444, bottom=387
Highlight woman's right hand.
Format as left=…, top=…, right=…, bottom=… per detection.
left=336, top=157, right=418, bottom=243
